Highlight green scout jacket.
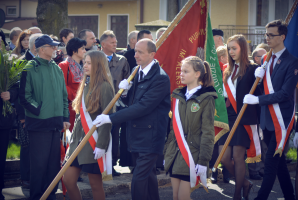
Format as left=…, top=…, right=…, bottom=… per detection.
left=164, top=86, right=217, bottom=176
left=66, top=82, right=114, bottom=165
left=19, top=57, right=69, bottom=131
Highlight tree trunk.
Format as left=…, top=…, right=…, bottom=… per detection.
left=36, top=0, right=68, bottom=37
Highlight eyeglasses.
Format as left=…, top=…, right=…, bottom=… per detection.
left=42, top=45, right=56, bottom=49
left=264, top=33, right=281, bottom=39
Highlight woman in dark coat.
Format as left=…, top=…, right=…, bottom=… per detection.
left=218, top=34, right=261, bottom=200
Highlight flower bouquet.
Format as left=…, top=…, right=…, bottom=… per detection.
left=0, top=41, right=27, bottom=116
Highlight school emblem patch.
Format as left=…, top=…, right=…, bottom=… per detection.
left=191, top=103, right=200, bottom=112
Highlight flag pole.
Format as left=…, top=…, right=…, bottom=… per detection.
left=40, top=66, right=139, bottom=200
left=212, top=0, right=298, bottom=172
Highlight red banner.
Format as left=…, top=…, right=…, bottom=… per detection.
left=155, top=0, right=207, bottom=93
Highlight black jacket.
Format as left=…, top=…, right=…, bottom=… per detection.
left=226, top=64, right=261, bottom=125
left=109, top=60, right=171, bottom=155
left=124, top=49, right=137, bottom=72
left=259, top=49, right=298, bottom=131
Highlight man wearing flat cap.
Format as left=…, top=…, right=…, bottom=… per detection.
left=19, top=34, right=70, bottom=200
left=212, top=28, right=224, bottom=49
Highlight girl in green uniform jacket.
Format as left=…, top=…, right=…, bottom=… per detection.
left=164, top=56, right=217, bottom=200
left=63, top=50, right=114, bottom=200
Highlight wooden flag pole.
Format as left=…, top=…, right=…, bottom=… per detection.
left=213, top=0, right=298, bottom=172
left=40, top=67, right=139, bottom=200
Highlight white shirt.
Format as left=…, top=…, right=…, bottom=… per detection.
left=138, top=60, right=155, bottom=81
left=223, top=63, right=239, bottom=98
left=268, top=47, right=286, bottom=70
left=186, top=85, right=202, bottom=101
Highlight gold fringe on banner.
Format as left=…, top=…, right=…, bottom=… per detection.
left=245, top=154, right=262, bottom=163
left=101, top=171, right=113, bottom=182
left=190, top=183, right=209, bottom=193
left=214, top=121, right=230, bottom=143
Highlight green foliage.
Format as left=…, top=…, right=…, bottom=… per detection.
left=0, top=41, right=27, bottom=116
left=6, top=141, right=21, bottom=159
left=286, top=148, right=297, bottom=162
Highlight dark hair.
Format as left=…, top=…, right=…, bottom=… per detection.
left=78, top=29, right=93, bottom=40
left=0, top=30, right=7, bottom=46
left=66, top=37, right=87, bottom=56
left=59, top=28, right=73, bottom=43
left=224, top=34, right=250, bottom=84
left=265, top=19, right=287, bottom=40
left=137, top=30, right=151, bottom=41
left=182, top=56, right=214, bottom=87
left=12, top=29, right=32, bottom=56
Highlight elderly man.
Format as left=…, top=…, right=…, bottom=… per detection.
left=100, top=30, right=130, bottom=176
left=9, top=27, right=22, bottom=50
left=93, top=38, right=171, bottom=200
left=213, top=29, right=224, bottom=49
left=156, top=27, right=166, bottom=40
left=124, top=30, right=153, bottom=71
left=28, top=27, right=42, bottom=34
left=19, top=35, right=69, bottom=200
left=252, top=48, right=267, bottom=66
left=128, top=30, right=138, bottom=50
left=78, top=29, right=96, bottom=51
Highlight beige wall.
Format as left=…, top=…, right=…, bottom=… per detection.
left=210, top=0, right=249, bottom=29
left=143, top=0, right=160, bottom=22
left=21, top=1, right=37, bottom=18
left=0, top=0, right=19, bottom=18
left=68, top=1, right=139, bottom=38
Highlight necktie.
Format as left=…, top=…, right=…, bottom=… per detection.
left=139, top=70, right=144, bottom=81
left=231, top=64, right=239, bottom=83
left=107, top=55, right=113, bottom=62
left=270, top=55, right=276, bottom=76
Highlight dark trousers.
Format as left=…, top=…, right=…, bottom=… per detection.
left=29, top=130, right=60, bottom=200
left=0, top=129, right=10, bottom=192
left=254, top=129, right=295, bottom=200
left=20, top=145, right=30, bottom=181
left=248, top=138, right=267, bottom=176
left=131, top=152, right=159, bottom=200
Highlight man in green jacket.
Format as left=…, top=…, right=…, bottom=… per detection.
left=19, top=35, right=70, bottom=200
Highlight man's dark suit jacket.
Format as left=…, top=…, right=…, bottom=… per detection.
left=259, top=49, right=298, bottom=131
left=124, top=49, right=137, bottom=72
left=109, top=60, right=171, bottom=155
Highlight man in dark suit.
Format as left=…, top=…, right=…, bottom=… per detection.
left=244, top=19, right=298, bottom=200
left=124, top=30, right=153, bottom=72
left=93, top=38, right=171, bottom=200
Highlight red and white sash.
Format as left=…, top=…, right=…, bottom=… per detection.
left=80, top=92, right=112, bottom=179
left=172, top=98, right=207, bottom=189
left=263, top=63, right=295, bottom=156
left=224, top=75, right=261, bottom=163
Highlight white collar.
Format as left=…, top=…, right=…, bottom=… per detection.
left=139, top=60, right=155, bottom=76
left=187, top=85, right=202, bottom=95
left=104, top=53, right=113, bottom=57
left=273, top=47, right=286, bottom=59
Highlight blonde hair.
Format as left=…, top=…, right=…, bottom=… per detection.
left=216, top=46, right=227, bottom=61
left=182, top=56, right=214, bottom=87
left=72, top=50, right=115, bottom=114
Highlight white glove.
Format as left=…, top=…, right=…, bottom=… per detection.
left=195, top=164, right=207, bottom=177
left=119, top=79, right=133, bottom=96
left=255, top=67, right=265, bottom=79
left=93, top=147, right=105, bottom=160
left=259, top=127, right=264, bottom=140
left=163, top=160, right=165, bottom=166
left=293, top=132, right=298, bottom=148
left=243, top=94, right=259, bottom=105
left=92, top=114, right=111, bottom=127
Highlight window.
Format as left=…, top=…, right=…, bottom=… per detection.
left=68, top=16, right=99, bottom=38
left=109, top=15, right=128, bottom=48
left=256, top=0, right=269, bottom=26
left=6, top=6, right=17, bottom=16
left=275, top=0, right=289, bottom=20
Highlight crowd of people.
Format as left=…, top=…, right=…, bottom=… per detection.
left=0, top=18, right=297, bottom=200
